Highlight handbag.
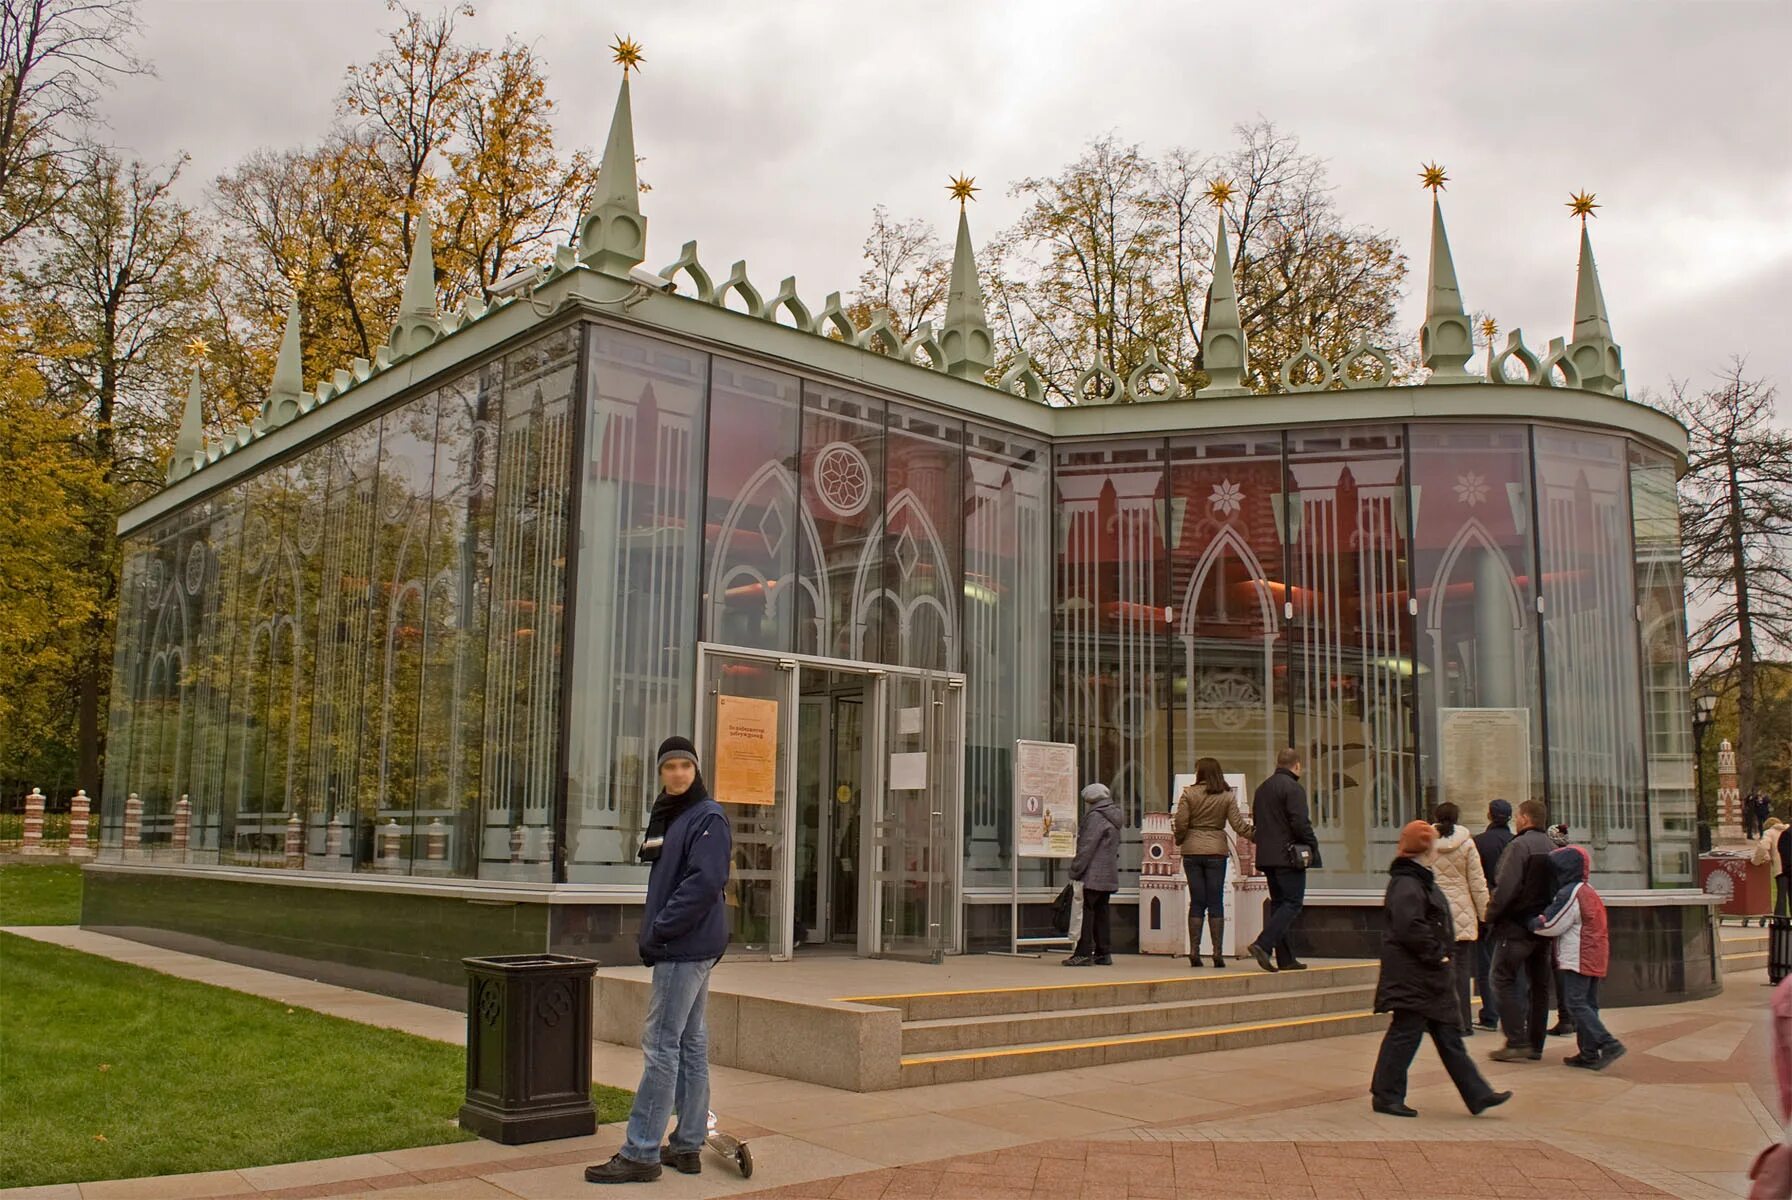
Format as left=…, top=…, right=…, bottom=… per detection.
left=1286, top=842, right=1314, bottom=870
left=1050, top=883, right=1075, bottom=935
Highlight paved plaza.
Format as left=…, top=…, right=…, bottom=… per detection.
left=1, top=926, right=1775, bottom=1200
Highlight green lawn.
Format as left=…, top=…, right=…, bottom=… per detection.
left=0, top=862, right=85, bottom=924
left=0, top=929, right=633, bottom=1188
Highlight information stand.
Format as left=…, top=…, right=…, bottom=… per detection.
left=1000, top=739, right=1080, bottom=956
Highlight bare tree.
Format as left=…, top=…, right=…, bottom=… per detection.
left=0, top=0, right=143, bottom=248
left=845, top=204, right=951, bottom=338
left=1672, top=361, right=1792, bottom=794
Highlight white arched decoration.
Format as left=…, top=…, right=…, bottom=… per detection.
left=705, top=459, right=830, bottom=650
left=233, top=539, right=305, bottom=852
left=1177, top=523, right=1279, bottom=779
left=138, top=576, right=191, bottom=816
left=848, top=487, right=957, bottom=669
left=1424, top=516, right=1523, bottom=639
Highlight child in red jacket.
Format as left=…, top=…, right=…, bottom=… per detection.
left=1530, top=846, right=1626, bottom=1070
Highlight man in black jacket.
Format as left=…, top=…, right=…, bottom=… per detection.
left=1486, top=798, right=1556, bottom=1062
left=1471, top=799, right=1514, bottom=1029
left=1247, top=747, right=1321, bottom=973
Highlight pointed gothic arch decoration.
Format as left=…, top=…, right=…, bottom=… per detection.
left=848, top=487, right=958, bottom=669
left=706, top=458, right=830, bottom=650
left=1177, top=522, right=1279, bottom=773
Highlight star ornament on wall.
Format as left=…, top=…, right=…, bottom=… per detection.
left=948, top=174, right=979, bottom=207
left=611, top=35, right=644, bottom=76
left=1209, top=478, right=1244, bottom=516
left=1454, top=471, right=1489, bottom=507
left=1419, top=162, right=1449, bottom=193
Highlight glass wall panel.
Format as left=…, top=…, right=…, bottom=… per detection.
left=410, top=365, right=501, bottom=878
left=360, top=395, right=439, bottom=874
left=1286, top=426, right=1416, bottom=885
left=1410, top=424, right=1544, bottom=818
left=702, top=357, right=801, bottom=652
left=101, top=530, right=154, bottom=851
left=303, top=421, right=380, bottom=871
left=567, top=327, right=707, bottom=884
left=124, top=513, right=201, bottom=855
left=1536, top=427, right=1646, bottom=884
left=187, top=495, right=245, bottom=861
left=1055, top=441, right=1169, bottom=881
left=1630, top=443, right=1695, bottom=886
left=879, top=404, right=963, bottom=672
left=797, top=383, right=884, bottom=661
left=963, top=425, right=1051, bottom=889
left=1167, top=432, right=1290, bottom=807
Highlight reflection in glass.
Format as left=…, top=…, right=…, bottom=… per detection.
left=963, top=426, right=1051, bottom=891
left=482, top=328, right=577, bottom=881
left=703, top=357, right=801, bottom=652
left=1630, top=443, right=1695, bottom=885
left=1411, top=425, right=1544, bottom=816
left=1167, top=433, right=1289, bottom=809
left=1286, top=427, right=1415, bottom=886
left=1536, top=428, right=1645, bottom=884
left=797, top=383, right=884, bottom=661
left=567, top=327, right=707, bottom=884
left=878, top=404, right=963, bottom=672
left=1056, top=441, right=1169, bottom=880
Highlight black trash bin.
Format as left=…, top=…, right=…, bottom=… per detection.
left=1771, top=916, right=1792, bottom=985
left=458, top=954, right=599, bottom=1144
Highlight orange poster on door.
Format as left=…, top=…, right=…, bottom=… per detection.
left=713, top=695, right=780, bottom=807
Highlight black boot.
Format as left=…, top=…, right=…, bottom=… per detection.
left=1209, top=917, right=1226, bottom=968
left=1188, top=916, right=1204, bottom=967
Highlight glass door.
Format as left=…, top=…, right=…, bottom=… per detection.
left=871, top=671, right=964, bottom=960
left=696, top=647, right=797, bottom=960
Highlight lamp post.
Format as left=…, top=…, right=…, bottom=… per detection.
left=1693, top=689, right=1717, bottom=853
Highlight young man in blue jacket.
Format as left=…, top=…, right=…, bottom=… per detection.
left=586, top=736, right=733, bottom=1185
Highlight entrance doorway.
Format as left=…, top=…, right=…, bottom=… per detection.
left=694, top=644, right=964, bottom=962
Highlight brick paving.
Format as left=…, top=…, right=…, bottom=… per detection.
left=739, top=1139, right=1671, bottom=1199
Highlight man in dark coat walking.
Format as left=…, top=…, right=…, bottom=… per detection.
left=1248, top=747, right=1321, bottom=973
left=1486, top=798, right=1557, bottom=1063
left=1370, top=821, right=1512, bottom=1118
left=1472, top=799, right=1515, bottom=1030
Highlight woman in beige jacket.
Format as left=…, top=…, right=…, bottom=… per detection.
left=1429, top=801, right=1489, bottom=1033
left=1173, top=757, right=1253, bottom=967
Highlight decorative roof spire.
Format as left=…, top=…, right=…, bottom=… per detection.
left=388, top=211, right=443, bottom=358
left=940, top=177, right=993, bottom=382
left=1566, top=212, right=1624, bottom=395
left=167, top=365, right=205, bottom=483
left=578, top=37, right=647, bottom=277
left=263, top=299, right=304, bottom=427
left=1200, top=196, right=1249, bottom=396
left=1420, top=181, right=1474, bottom=382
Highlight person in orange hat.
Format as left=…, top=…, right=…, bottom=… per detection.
left=1370, top=820, right=1513, bottom=1119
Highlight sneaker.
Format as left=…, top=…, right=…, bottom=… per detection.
left=1591, top=1044, right=1627, bottom=1071
left=584, top=1154, right=662, bottom=1184
left=660, top=1147, right=701, bottom=1175
left=1371, top=1100, right=1419, bottom=1118
left=1469, top=1090, right=1513, bottom=1116
left=1248, top=943, right=1279, bottom=973
left=1547, top=1020, right=1577, bottom=1038
left=1062, top=955, right=1093, bottom=967
left=1476, top=1015, right=1501, bottom=1031
left=1489, top=1045, right=1542, bottom=1063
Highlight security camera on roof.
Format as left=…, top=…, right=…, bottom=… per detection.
left=489, top=264, right=547, bottom=298
left=629, top=266, right=676, bottom=293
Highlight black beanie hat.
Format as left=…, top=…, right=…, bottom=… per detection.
left=656, top=736, right=699, bottom=771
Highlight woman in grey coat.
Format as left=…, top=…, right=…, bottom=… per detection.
left=1065, top=783, right=1122, bottom=966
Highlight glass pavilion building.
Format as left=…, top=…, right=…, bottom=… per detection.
left=86, top=73, right=1715, bottom=1007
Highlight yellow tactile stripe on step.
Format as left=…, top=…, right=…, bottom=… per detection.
left=900, top=1009, right=1378, bottom=1065
left=836, top=962, right=1367, bottom=1005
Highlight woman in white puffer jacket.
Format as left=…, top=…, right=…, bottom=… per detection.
left=1429, top=801, right=1489, bottom=1034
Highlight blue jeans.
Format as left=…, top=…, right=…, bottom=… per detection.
left=620, top=959, right=714, bottom=1164
left=1255, top=866, right=1307, bottom=965
left=1560, top=971, right=1620, bottom=1059
left=1184, top=855, right=1227, bottom=922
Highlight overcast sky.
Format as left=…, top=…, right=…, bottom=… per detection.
left=102, top=0, right=1791, bottom=421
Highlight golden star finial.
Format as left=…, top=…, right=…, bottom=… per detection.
left=611, top=35, right=644, bottom=77
left=1419, top=162, right=1449, bottom=194
left=1479, top=317, right=1499, bottom=341
left=185, top=335, right=210, bottom=359
left=1205, top=178, right=1235, bottom=208
left=948, top=174, right=978, bottom=208
left=1567, top=190, right=1599, bottom=223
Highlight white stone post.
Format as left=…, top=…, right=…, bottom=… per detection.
left=21, top=787, right=46, bottom=854
left=325, top=812, right=343, bottom=860
left=381, top=819, right=402, bottom=870
left=68, top=789, right=92, bottom=859
left=285, top=811, right=303, bottom=868
left=170, top=794, right=190, bottom=856
left=425, top=818, right=446, bottom=862
left=123, top=792, right=143, bottom=854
